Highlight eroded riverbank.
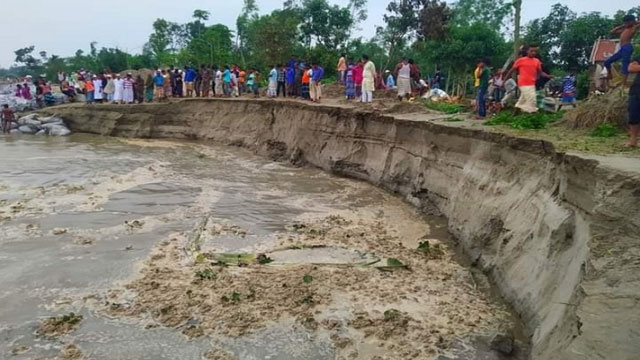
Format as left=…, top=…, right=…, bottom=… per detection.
left=0, top=135, right=522, bottom=359
left=35, top=99, right=640, bottom=360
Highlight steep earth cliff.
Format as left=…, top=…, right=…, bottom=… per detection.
left=39, top=100, right=640, bottom=360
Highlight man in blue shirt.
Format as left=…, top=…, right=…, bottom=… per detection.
left=153, top=70, right=166, bottom=101
left=286, top=65, right=295, bottom=97
left=310, top=62, right=324, bottom=102
left=223, top=66, right=232, bottom=97
left=184, top=66, right=196, bottom=97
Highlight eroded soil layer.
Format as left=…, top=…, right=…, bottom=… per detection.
left=0, top=135, right=519, bottom=360
left=37, top=99, right=640, bottom=360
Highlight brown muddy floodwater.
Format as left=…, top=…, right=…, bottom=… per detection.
left=0, top=134, right=525, bottom=360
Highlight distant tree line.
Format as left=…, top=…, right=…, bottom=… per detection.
left=3, top=1, right=639, bottom=97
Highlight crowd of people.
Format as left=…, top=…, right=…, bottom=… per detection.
left=470, top=45, right=581, bottom=120
left=10, top=75, right=60, bottom=107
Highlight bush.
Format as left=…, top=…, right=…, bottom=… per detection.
left=590, top=123, right=619, bottom=137
left=424, top=101, right=464, bottom=114
left=485, top=111, right=564, bottom=130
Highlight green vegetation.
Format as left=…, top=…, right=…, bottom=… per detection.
left=36, top=312, right=84, bottom=337
left=424, top=100, right=464, bottom=114
left=300, top=295, right=314, bottom=304
left=590, top=123, right=619, bottom=138
left=446, top=117, right=465, bottom=122
left=302, top=275, right=313, bottom=284
left=4, top=0, right=637, bottom=104
left=211, top=253, right=256, bottom=266
left=51, top=313, right=83, bottom=326
left=194, top=268, right=216, bottom=281
left=385, top=258, right=407, bottom=268
left=257, top=254, right=273, bottom=265
left=383, top=309, right=401, bottom=321
left=485, top=111, right=564, bottom=130
left=221, top=292, right=242, bottom=304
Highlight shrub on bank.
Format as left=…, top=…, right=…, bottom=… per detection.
left=485, top=111, right=564, bottom=130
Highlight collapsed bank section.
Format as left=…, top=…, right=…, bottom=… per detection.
left=39, top=99, right=640, bottom=360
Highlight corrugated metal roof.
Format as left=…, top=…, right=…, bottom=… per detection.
left=590, top=38, right=620, bottom=63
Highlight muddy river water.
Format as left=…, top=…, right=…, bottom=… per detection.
left=0, top=135, right=524, bottom=360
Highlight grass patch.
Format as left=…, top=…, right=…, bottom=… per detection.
left=485, top=111, right=564, bottom=130
left=446, top=117, right=465, bottom=122
left=424, top=100, right=464, bottom=114
left=257, top=254, right=273, bottom=264
left=194, top=268, right=216, bottom=281
left=302, top=274, right=313, bottom=284
left=590, top=123, right=619, bottom=138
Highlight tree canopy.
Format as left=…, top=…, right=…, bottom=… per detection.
left=5, top=0, right=639, bottom=94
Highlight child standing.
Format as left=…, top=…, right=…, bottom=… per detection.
left=1, top=105, right=15, bottom=133
left=345, top=65, right=356, bottom=100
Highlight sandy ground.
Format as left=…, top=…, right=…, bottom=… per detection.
left=98, top=211, right=515, bottom=359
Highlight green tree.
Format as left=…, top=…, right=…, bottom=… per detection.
left=185, top=24, right=234, bottom=66
left=245, top=9, right=301, bottom=67
left=419, top=22, right=509, bottom=95
left=96, top=47, right=130, bottom=72
left=298, top=0, right=354, bottom=49
left=236, top=0, right=260, bottom=66
left=14, top=46, right=41, bottom=69
left=187, top=9, right=211, bottom=39
left=376, top=0, right=421, bottom=71
left=417, top=0, right=452, bottom=40
left=522, top=3, right=576, bottom=66
left=557, top=12, right=612, bottom=70
left=451, top=0, right=512, bottom=30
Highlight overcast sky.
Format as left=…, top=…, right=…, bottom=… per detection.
left=1, top=0, right=636, bottom=67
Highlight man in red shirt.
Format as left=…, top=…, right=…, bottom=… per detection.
left=505, top=46, right=553, bottom=113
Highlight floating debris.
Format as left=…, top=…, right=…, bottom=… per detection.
left=36, top=313, right=83, bottom=338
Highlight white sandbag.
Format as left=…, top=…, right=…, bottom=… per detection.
left=24, top=119, right=42, bottom=127
left=41, top=122, right=65, bottom=130
left=9, top=122, right=18, bottom=129
left=35, top=129, right=46, bottom=136
left=19, top=113, right=39, bottom=122
left=18, top=125, right=36, bottom=134
left=48, top=125, right=71, bottom=136
left=40, top=116, right=64, bottom=124
left=9, top=129, right=21, bottom=135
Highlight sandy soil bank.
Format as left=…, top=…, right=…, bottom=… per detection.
left=38, top=99, right=640, bottom=360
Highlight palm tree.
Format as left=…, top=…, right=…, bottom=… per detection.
left=193, top=10, right=210, bottom=22
left=513, top=0, right=522, bottom=56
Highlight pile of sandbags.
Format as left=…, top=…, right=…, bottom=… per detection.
left=0, top=84, right=38, bottom=112
left=7, top=114, right=71, bottom=136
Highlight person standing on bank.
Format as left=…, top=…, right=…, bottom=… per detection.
left=626, top=55, right=640, bottom=147
left=504, top=45, right=553, bottom=113
left=104, top=75, right=115, bottom=102
left=277, top=65, right=287, bottom=98
left=113, top=74, right=124, bottom=104
left=337, top=53, right=347, bottom=83
left=394, top=57, right=411, bottom=101
left=361, top=55, right=376, bottom=103
left=475, top=58, right=491, bottom=120
left=310, top=62, right=324, bottom=102
left=122, top=73, right=135, bottom=104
